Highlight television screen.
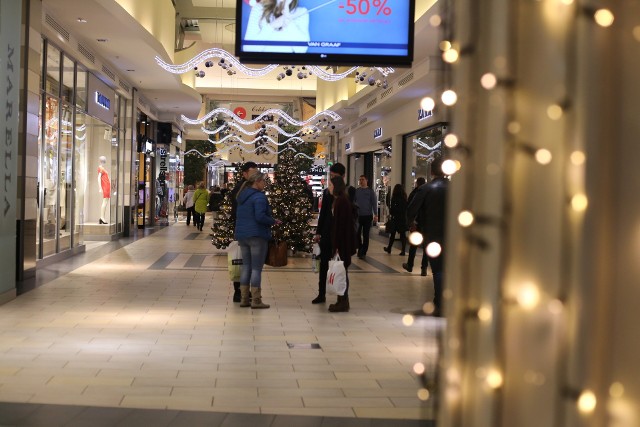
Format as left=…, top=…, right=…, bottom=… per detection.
left=235, top=0, right=415, bottom=66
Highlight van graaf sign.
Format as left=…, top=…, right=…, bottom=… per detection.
left=0, top=0, right=21, bottom=293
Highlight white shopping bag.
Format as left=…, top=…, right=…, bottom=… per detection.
left=326, top=254, right=347, bottom=296
left=227, top=241, right=243, bottom=281
left=311, top=243, right=321, bottom=273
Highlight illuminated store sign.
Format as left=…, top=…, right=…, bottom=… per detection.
left=158, top=148, right=168, bottom=182
left=374, top=128, right=383, bottom=139
left=95, top=91, right=111, bottom=110
left=418, top=108, right=433, bottom=121
left=87, top=74, right=115, bottom=125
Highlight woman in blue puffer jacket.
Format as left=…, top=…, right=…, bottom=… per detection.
left=235, top=171, right=279, bottom=309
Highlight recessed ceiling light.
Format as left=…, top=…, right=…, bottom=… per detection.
left=77, top=18, right=87, bottom=23
left=97, top=38, right=108, bottom=42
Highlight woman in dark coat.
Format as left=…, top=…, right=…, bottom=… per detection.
left=384, top=183, right=408, bottom=256
left=328, top=176, right=356, bottom=313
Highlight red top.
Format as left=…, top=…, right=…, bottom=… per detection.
left=98, top=165, right=111, bottom=198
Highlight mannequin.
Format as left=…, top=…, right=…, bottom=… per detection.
left=97, top=156, right=110, bottom=224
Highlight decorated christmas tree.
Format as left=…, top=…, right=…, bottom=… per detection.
left=268, top=149, right=314, bottom=253
left=210, top=168, right=240, bottom=250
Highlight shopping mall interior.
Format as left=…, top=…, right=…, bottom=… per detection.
left=1, top=0, right=640, bottom=426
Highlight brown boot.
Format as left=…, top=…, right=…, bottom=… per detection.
left=251, top=287, right=270, bottom=309
left=328, top=295, right=350, bottom=312
left=239, top=285, right=251, bottom=307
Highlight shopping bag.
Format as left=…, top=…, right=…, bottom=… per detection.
left=326, top=254, right=347, bottom=296
left=311, top=243, right=321, bottom=273
left=266, top=240, right=288, bottom=267
left=227, top=241, right=243, bottom=281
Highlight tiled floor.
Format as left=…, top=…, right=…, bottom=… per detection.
left=0, top=220, right=442, bottom=426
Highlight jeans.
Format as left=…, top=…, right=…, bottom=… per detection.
left=357, top=215, right=373, bottom=256
left=238, top=236, right=269, bottom=288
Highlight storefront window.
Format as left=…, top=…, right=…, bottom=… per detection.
left=404, top=123, right=447, bottom=184
left=373, top=142, right=392, bottom=222
left=85, top=116, right=114, bottom=226
left=37, top=38, right=129, bottom=258
left=76, top=65, right=87, bottom=110
left=42, top=96, right=59, bottom=257
left=61, top=55, right=74, bottom=104
left=59, top=103, right=73, bottom=251
left=36, top=97, right=43, bottom=257
left=74, top=110, right=87, bottom=247
left=45, top=44, right=60, bottom=97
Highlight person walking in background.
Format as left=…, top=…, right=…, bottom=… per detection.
left=312, top=162, right=353, bottom=304
left=193, top=182, right=209, bottom=231
left=407, top=157, right=449, bottom=316
left=235, top=171, right=278, bottom=309
left=354, top=175, right=377, bottom=260
left=183, top=185, right=195, bottom=226
left=403, top=177, right=429, bottom=276
left=327, top=176, right=357, bottom=313
left=229, top=162, right=258, bottom=302
left=384, top=184, right=408, bottom=256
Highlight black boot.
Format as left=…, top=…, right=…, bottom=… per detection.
left=232, top=282, right=241, bottom=302
left=328, top=295, right=350, bottom=312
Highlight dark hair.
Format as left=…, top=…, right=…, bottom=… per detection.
left=430, top=157, right=445, bottom=177
left=329, top=162, right=346, bottom=176
left=241, top=161, right=258, bottom=172
left=392, top=183, right=406, bottom=201
left=330, top=176, right=346, bottom=197
left=416, top=177, right=426, bottom=187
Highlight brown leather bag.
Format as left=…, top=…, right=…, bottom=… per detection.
left=266, top=240, right=288, bottom=267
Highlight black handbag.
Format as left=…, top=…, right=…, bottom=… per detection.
left=384, top=216, right=395, bottom=234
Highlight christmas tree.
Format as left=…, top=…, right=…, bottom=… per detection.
left=268, top=149, right=314, bottom=253
left=210, top=167, right=241, bottom=250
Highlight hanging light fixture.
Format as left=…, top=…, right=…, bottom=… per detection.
left=155, top=48, right=394, bottom=85
left=182, top=107, right=341, bottom=126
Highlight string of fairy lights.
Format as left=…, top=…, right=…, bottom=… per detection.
left=397, top=1, right=618, bottom=423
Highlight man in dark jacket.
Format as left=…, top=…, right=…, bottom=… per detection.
left=228, top=161, right=258, bottom=302
left=312, top=162, right=354, bottom=304
left=403, top=177, right=428, bottom=275
left=406, top=158, right=448, bottom=316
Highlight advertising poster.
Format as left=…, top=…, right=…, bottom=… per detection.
left=238, top=0, right=412, bottom=59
